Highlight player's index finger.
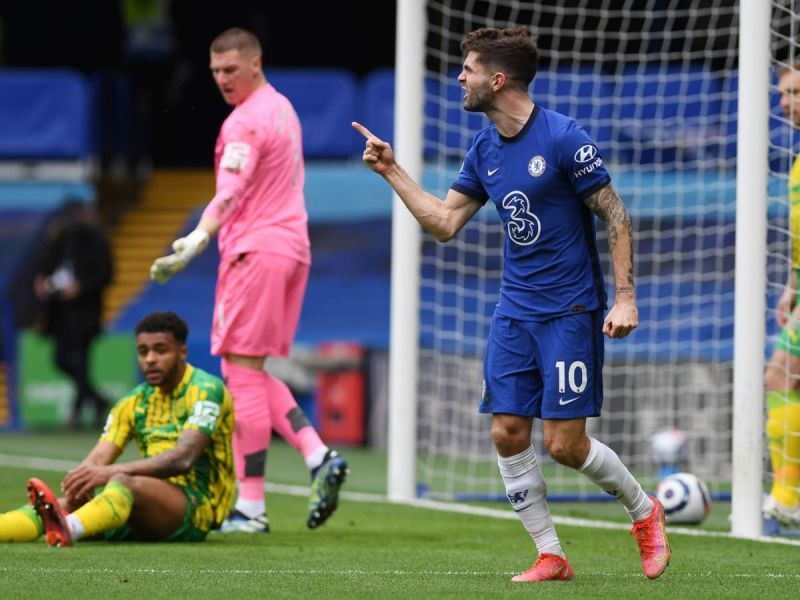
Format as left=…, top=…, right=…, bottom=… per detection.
left=352, top=121, right=376, bottom=140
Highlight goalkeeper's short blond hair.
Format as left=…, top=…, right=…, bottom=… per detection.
left=210, top=27, right=262, bottom=58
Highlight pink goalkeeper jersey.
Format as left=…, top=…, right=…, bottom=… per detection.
left=202, top=82, right=310, bottom=264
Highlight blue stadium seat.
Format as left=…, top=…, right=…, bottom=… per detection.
left=610, top=64, right=725, bottom=166
left=530, top=68, right=615, bottom=156
left=424, top=69, right=490, bottom=158
left=362, top=68, right=490, bottom=158
left=267, top=68, right=361, bottom=158
left=362, top=68, right=395, bottom=143
left=0, top=70, right=93, bottom=159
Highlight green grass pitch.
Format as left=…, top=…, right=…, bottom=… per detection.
left=0, top=431, right=798, bottom=598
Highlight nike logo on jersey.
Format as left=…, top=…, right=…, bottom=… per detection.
left=559, top=396, right=580, bottom=406
left=487, top=167, right=500, bottom=176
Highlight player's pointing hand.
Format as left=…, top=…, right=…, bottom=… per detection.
left=352, top=121, right=395, bottom=176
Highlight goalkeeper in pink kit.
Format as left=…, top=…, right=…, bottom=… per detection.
left=150, top=27, right=347, bottom=532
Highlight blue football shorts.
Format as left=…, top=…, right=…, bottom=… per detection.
left=480, top=311, right=604, bottom=420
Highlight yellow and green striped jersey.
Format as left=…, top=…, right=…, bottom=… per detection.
left=790, top=153, right=800, bottom=272
left=100, top=364, right=235, bottom=530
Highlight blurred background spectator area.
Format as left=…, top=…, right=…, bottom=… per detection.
left=0, top=0, right=772, bottom=437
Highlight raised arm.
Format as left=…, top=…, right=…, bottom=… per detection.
left=584, top=183, right=638, bottom=339
left=352, top=121, right=482, bottom=242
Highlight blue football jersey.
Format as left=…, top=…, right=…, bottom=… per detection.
left=451, top=105, right=610, bottom=320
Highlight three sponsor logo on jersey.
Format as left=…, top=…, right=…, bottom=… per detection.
left=487, top=144, right=602, bottom=247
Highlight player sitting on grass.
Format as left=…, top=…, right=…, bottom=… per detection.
left=0, top=311, right=235, bottom=546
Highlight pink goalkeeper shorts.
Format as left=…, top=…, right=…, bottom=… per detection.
left=211, top=251, right=309, bottom=358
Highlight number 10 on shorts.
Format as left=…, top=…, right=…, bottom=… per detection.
left=555, top=360, right=588, bottom=395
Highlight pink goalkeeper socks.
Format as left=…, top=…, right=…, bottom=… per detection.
left=263, top=370, right=327, bottom=468
left=222, top=359, right=328, bottom=499
left=222, top=360, right=272, bottom=502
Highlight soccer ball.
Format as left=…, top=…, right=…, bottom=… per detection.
left=656, top=472, right=712, bottom=525
left=650, top=427, right=689, bottom=478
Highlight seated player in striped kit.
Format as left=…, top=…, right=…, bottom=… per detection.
left=0, top=311, right=235, bottom=546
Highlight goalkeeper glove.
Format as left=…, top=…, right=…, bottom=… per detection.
left=149, top=229, right=210, bottom=284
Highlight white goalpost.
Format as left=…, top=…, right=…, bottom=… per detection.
left=731, top=0, right=769, bottom=540
left=390, top=0, right=785, bottom=539
left=388, top=0, right=425, bottom=502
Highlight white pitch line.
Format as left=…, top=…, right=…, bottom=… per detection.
left=3, top=453, right=800, bottom=547
left=0, top=565, right=798, bottom=579
left=0, top=453, right=77, bottom=471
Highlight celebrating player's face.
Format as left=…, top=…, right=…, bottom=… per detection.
left=459, top=52, right=495, bottom=112
left=210, top=49, right=261, bottom=106
left=136, top=332, right=187, bottom=390
left=778, top=70, right=800, bottom=128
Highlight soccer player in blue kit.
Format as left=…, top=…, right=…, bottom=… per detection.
left=353, top=26, right=670, bottom=582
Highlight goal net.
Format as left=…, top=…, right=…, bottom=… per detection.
left=413, top=0, right=751, bottom=502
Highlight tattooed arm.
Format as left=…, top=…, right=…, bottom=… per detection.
left=584, top=183, right=638, bottom=339
left=61, top=431, right=210, bottom=501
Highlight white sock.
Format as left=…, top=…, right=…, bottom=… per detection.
left=498, top=446, right=563, bottom=557
left=235, top=498, right=265, bottom=519
left=578, top=437, right=653, bottom=522
left=66, top=513, right=85, bottom=541
left=305, top=445, right=330, bottom=471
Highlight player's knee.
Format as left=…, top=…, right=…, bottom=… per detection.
left=491, top=418, right=530, bottom=455
left=544, top=438, right=584, bottom=468
left=108, top=472, right=136, bottom=490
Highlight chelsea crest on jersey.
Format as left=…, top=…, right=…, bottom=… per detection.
left=451, top=105, right=611, bottom=320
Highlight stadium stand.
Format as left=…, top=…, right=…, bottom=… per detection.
left=530, top=68, right=614, bottom=151
left=362, top=68, right=396, bottom=143
left=267, top=68, right=362, bottom=158
left=103, top=170, right=214, bottom=324
left=0, top=65, right=774, bottom=430
left=362, top=68, right=490, bottom=156
left=611, top=64, right=725, bottom=166
left=0, top=70, right=98, bottom=429
left=0, top=70, right=93, bottom=160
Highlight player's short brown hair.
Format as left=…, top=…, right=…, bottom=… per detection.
left=460, top=27, right=539, bottom=91
left=210, top=27, right=262, bottom=57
